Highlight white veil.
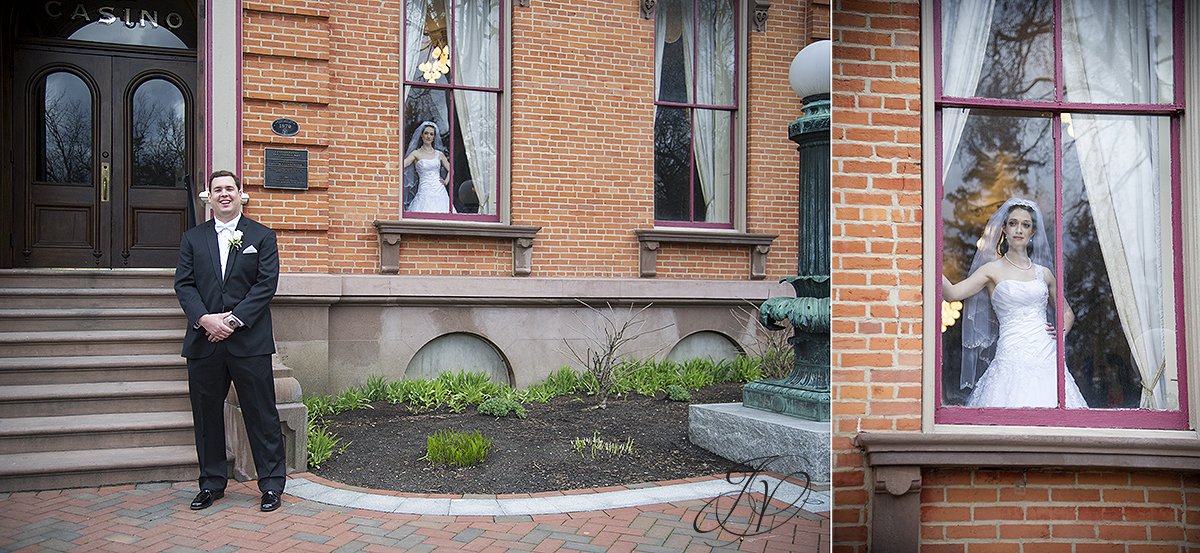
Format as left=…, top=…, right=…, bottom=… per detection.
left=402, top=121, right=447, bottom=209
left=959, top=197, right=1055, bottom=389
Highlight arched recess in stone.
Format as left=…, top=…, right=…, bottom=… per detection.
left=665, top=330, right=744, bottom=363
left=404, top=332, right=514, bottom=386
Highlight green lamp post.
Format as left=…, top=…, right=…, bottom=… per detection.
left=742, top=39, right=831, bottom=422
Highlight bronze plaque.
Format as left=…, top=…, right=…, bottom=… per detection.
left=264, top=148, right=308, bottom=190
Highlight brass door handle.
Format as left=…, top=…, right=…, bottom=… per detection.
left=100, top=162, right=111, bottom=203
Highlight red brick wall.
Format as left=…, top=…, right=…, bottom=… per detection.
left=921, top=469, right=1200, bottom=550
left=239, top=0, right=809, bottom=278
left=830, top=0, right=923, bottom=549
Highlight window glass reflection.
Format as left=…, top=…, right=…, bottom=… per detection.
left=941, top=109, right=1054, bottom=406
left=406, top=0, right=451, bottom=85
left=942, top=0, right=1053, bottom=101
left=132, top=79, right=187, bottom=188
left=39, top=72, right=93, bottom=184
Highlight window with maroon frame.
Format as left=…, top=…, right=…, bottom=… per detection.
left=402, top=0, right=501, bottom=220
left=654, top=0, right=737, bottom=227
left=935, top=0, right=1188, bottom=428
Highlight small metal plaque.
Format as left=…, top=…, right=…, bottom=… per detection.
left=271, top=118, right=299, bottom=136
left=263, top=148, right=308, bottom=190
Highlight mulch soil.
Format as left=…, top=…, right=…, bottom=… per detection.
left=312, top=383, right=745, bottom=495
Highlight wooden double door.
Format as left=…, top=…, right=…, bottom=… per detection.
left=11, top=46, right=196, bottom=268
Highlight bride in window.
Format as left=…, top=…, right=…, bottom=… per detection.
left=942, top=197, right=1088, bottom=408
left=402, top=121, right=454, bottom=213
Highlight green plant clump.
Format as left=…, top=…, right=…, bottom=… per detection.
left=476, top=397, right=527, bottom=419
left=423, top=429, right=493, bottom=468
left=664, top=383, right=691, bottom=402
left=307, top=423, right=349, bottom=469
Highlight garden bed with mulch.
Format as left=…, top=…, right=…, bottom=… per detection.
left=312, top=383, right=744, bottom=495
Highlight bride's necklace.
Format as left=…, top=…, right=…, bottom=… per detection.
left=1003, top=254, right=1032, bottom=271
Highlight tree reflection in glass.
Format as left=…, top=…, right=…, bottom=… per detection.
left=132, top=79, right=187, bottom=188
left=39, top=72, right=93, bottom=184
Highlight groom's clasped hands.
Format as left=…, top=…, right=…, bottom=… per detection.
left=197, top=311, right=236, bottom=342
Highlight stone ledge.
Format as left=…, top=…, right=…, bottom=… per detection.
left=688, top=402, right=830, bottom=483
left=634, top=229, right=776, bottom=280
left=855, top=431, right=1200, bottom=472
left=374, top=220, right=541, bottom=276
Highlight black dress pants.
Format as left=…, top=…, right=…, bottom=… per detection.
left=187, top=343, right=286, bottom=494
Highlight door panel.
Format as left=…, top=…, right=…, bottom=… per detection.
left=115, top=61, right=194, bottom=267
left=14, top=52, right=111, bottom=267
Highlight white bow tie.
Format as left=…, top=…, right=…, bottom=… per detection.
left=216, top=222, right=237, bottom=234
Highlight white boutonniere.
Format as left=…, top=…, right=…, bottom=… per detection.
left=227, top=230, right=244, bottom=251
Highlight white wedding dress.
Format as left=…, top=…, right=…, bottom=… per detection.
left=407, top=157, right=453, bottom=213
left=966, top=266, right=1088, bottom=408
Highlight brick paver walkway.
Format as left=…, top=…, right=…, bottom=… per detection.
left=0, top=475, right=829, bottom=552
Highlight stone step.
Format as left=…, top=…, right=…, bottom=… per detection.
left=0, top=308, right=186, bottom=332
left=0, top=269, right=175, bottom=289
left=0, top=411, right=194, bottom=454
left=0, top=381, right=191, bottom=417
left=0, top=288, right=180, bottom=309
left=0, top=354, right=187, bottom=386
left=0, top=445, right=197, bottom=492
left=0, top=329, right=185, bottom=357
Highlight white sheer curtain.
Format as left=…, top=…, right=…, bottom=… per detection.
left=693, top=0, right=732, bottom=223
left=452, top=0, right=499, bottom=214
left=940, top=0, right=995, bottom=175
left=1063, top=0, right=1174, bottom=409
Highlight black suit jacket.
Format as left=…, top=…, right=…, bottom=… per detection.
left=174, top=216, right=279, bottom=359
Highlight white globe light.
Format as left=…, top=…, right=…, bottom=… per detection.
left=789, top=39, right=831, bottom=99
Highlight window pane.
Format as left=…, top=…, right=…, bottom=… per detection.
left=39, top=72, right=92, bottom=184
left=655, top=0, right=693, bottom=104
left=1062, top=114, right=1176, bottom=410
left=404, top=86, right=452, bottom=212
left=654, top=106, right=691, bottom=221
left=695, top=0, right=735, bottom=106
left=1063, top=0, right=1174, bottom=104
left=405, top=0, right=451, bottom=85
left=450, top=90, right=497, bottom=215
left=692, top=109, right=731, bottom=223
left=132, top=79, right=187, bottom=188
left=941, top=0, right=1053, bottom=101
left=941, top=109, right=1055, bottom=406
left=451, top=0, right=500, bottom=88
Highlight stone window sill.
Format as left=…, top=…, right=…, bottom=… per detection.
left=634, top=229, right=776, bottom=280
left=374, top=220, right=541, bottom=276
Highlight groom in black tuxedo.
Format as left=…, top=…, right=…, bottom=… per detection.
left=174, top=170, right=285, bottom=512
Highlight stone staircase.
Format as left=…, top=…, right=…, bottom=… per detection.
left=0, top=269, right=199, bottom=492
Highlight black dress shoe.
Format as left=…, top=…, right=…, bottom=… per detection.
left=260, top=490, right=282, bottom=512
left=190, top=489, right=224, bottom=510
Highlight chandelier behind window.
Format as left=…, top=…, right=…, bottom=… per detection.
left=419, top=5, right=450, bottom=83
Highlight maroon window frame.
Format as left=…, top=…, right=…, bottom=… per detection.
left=653, top=0, right=739, bottom=229
left=933, top=0, right=1189, bottom=429
left=401, top=0, right=504, bottom=222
